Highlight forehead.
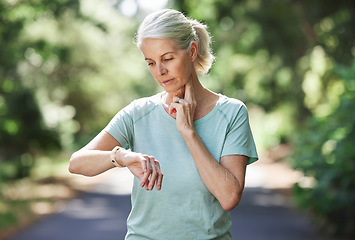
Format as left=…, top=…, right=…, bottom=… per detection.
left=140, top=38, right=181, bottom=58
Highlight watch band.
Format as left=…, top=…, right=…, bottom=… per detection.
left=111, top=146, right=124, bottom=168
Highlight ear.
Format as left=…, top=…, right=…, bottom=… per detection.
left=189, top=41, right=198, bottom=62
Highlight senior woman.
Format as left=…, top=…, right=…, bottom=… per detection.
left=69, top=8, right=258, bottom=239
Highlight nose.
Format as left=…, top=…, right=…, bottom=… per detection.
left=157, top=63, right=167, bottom=76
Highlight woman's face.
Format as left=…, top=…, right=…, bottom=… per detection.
left=140, top=38, right=195, bottom=94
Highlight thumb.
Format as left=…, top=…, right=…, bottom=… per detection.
left=169, top=102, right=178, bottom=115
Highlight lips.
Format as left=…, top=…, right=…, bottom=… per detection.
left=161, top=78, right=174, bottom=86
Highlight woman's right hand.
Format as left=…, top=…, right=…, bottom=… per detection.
left=118, top=149, right=163, bottom=191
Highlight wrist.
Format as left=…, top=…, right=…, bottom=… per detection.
left=116, top=148, right=130, bottom=167
left=111, top=146, right=125, bottom=168
left=180, top=127, right=196, bottom=139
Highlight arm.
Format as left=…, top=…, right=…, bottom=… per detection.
left=69, top=131, right=163, bottom=191
left=69, top=131, right=118, bottom=176
left=182, top=130, right=248, bottom=211
left=170, top=81, right=248, bottom=210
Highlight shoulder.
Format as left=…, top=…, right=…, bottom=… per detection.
left=213, top=94, right=250, bottom=130
left=126, top=93, right=161, bottom=120
left=213, top=95, right=253, bottom=135
left=131, top=93, right=160, bottom=109
left=218, top=94, right=248, bottom=115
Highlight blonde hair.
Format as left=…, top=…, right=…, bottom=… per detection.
left=136, top=9, right=215, bottom=75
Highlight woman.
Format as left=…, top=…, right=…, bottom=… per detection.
left=69, top=9, right=258, bottom=239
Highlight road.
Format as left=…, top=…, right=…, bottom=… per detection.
left=9, top=166, right=318, bottom=240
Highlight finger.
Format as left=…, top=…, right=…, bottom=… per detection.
left=155, top=160, right=163, bottom=190
left=140, top=156, right=150, bottom=187
left=141, top=155, right=148, bottom=172
left=143, top=156, right=154, bottom=190
left=173, top=96, right=181, bottom=103
left=176, top=98, right=187, bottom=105
left=169, top=102, right=180, bottom=114
left=184, top=80, right=194, bottom=101
left=144, top=180, right=150, bottom=190
left=148, top=157, right=158, bottom=190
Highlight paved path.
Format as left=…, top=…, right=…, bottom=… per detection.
left=9, top=168, right=318, bottom=240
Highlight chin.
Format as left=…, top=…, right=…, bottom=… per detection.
left=162, top=85, right=180, bottom=94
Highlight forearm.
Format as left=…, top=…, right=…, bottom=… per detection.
left=182, top=130, right=244, bottom=211
left=69, top=150, right=115, bottom=177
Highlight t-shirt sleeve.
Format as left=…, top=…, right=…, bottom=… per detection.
left=221, top=104, right=258, bottom=164
left=103, top=102, right=135, bottom=150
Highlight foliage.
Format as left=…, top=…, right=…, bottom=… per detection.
left=0, top=0, right=355, bottom=236
left=175, top=0, right=355, bottom=150
left=292, top=63, right=355, bottom=236
left=0, top=0, right=65, bottom=179
left=0, top=0, right=155, bottom=180
left=174, top=0, right=355, bottom=236
left=175, top=0, right=311, bottom=149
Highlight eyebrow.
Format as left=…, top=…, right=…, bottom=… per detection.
left=145, top=51, right=174, bottom=61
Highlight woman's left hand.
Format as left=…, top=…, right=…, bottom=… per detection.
left=169, top=80, right=197, bottom=135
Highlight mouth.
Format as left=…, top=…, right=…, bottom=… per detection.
left=161, top=78, right=174, bottom=86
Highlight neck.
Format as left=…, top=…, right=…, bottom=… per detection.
left=161, top=73, right=219, bottom=120
left=164, top=74, right=208, bottom=106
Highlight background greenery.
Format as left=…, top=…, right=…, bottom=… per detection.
left=0, top=0, right=354, bottom=237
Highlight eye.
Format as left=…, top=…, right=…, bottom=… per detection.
left=164, top=58, right=173, bottom=62
left=147, top=62, right=154, bottom=66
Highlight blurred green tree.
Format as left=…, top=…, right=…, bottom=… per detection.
left=174, top=0, right=354, bottom=148
left=292, top=62, right=355, bottom=236
left=0, top=0, right=155, bottom=180
left=0, top=0, right=66, bottom=179
left=1, top=0, right=354, bottom=236
left=173, top=0, right=355, bottom=236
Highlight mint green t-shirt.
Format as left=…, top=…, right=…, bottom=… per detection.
left=104, top=93, right=258, bottom=240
